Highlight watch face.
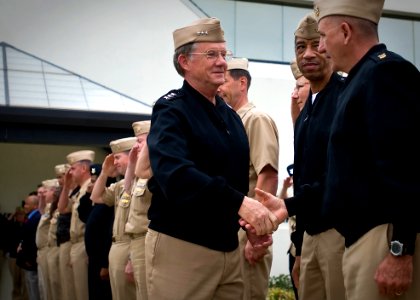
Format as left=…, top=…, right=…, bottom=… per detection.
left=390, top=241, right=403, bottom=256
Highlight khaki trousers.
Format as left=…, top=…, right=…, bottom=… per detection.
left=108, top=240, right=136, bottom=300
left=343, top=224, right=420, bottom=300
left=299, top=228, right=346, bottom=300
left=238, top=229, right=272, bottom=300
left=37, top=247, right=49, bottom=300
left=130, top=236, right=148, bottom=299
left=145, top=229, right=243, bottom=300
left=46, top=246, right=61, bottom=300
left=70, top=241, right=88, bottom=300
left=58, top=242, right=75, bottom=300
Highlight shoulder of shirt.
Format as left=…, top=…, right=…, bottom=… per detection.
left=246, top=106, right=273, bottom=119
left=242, top=105, right=277, bottom=124
left=157, top=89, right=185, bottom=102
left=368, top=48, right=403, bottom=64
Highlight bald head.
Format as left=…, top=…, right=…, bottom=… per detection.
left=24, top=194, right=39, bottom=214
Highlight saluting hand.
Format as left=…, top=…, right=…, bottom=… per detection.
left=102, top=154, right=116, bottom=176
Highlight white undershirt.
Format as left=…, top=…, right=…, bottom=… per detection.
left=312, top=92, right=318, bottom=104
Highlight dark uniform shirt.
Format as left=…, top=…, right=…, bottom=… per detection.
left=147, top=80, right=249, bottom=252
left=16, top=209, right=41, bottom=271
left=285, top=72, right=344, bottom=256
left=323, top=44, right=420, bottom=254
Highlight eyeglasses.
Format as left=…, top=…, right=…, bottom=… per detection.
left=189, top=49, right=233, bottom=61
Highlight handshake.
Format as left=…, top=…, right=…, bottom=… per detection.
left=238, top=188, right=289, bottom=236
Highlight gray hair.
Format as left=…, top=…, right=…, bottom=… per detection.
left=173, top=43, right=197, bottom=77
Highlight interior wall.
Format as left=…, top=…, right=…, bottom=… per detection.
left=0, top=143, right=108, bottom=213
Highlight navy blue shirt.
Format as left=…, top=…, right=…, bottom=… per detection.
left=147, top=80, right=249, bottom=252
left=16, top=209, right=41, bottom=271
left=323, top=44, right=420, bottom=253
left=285, top=72, right=344, bottom=255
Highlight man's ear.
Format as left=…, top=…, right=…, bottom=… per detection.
left=341, top=22, right=352, bottom=44
left=82, top=163, right=90, bottom=173
left=240, top=76, right=248, bottom=90
left=178, top=54, right=190, bottom=72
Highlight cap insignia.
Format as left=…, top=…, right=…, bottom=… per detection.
left=378, top=53, right=387, bottom=60
left=196, top=30, right=209, bottom=36
left=314, top=6, right=320, bottom=17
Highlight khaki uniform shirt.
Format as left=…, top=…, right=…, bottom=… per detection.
left=102, top=180, right=127, bottom=240
left=237, top=102, right=279, bottom=198
left=36, top=203, right=52, bottom=249
left=125, top=178, right=152, bottom=236
left=48, top=209, right=60, bottom=247
left=70, top=178, right=90, bottom=243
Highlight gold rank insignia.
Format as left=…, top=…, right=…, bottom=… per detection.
left=120, top=192, right=131, bottom=205
left=378, top=53, right=387, bottom=60
left=314, top=6, right=320, bottom=18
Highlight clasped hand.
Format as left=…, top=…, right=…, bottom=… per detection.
left=239, top=188, right=289, bottom=235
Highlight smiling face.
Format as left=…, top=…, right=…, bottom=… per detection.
left=180, top=42, right=229, bottom=98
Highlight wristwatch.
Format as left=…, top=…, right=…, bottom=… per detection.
left=390, top=240, right=404, bottom=256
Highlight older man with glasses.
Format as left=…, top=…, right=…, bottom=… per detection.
left=145, top=17, right=279, bottom=300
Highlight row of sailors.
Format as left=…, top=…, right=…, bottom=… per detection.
left=35, top=120, right=151, bottom=300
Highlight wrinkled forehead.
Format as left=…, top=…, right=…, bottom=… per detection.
left=193, top=41, right=226, bottom=51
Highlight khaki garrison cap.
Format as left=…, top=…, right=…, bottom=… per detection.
left=314, top=0, right=384, bottom=24
left=66, top=150, right=95, bottom=165
left=42, top=179, right=59, bottom=189
left=295, top=12, right=319, bottom=39
left=110, top=137, right=137, bottom=154
left=173, top=17, right=225, bottom=50
left=290, top=59, right=303, bottom=80
left=54, top=164, right=69, bottom=176
left=227, top=58, right=249, bottom=71
left=132, top=120, right=151, bottom=137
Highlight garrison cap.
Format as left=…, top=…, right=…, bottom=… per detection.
left=227, top=57, right=249, bottom=71
left=295, top=12, right=319, bottom=39
left=132, top=120, right=151, bottom=137
left=290, top=59, right=303, bottom=80
left=314, top=0, right=384, bottom=24
left=42, top=179, right=59, bottom=189
left=54, top=164, right=69, bottom=176
left=66, top=150, right=95, bottom=165
left=173, top=17, right=225, bottom=50
left=109, top=137, right=137, bottom=154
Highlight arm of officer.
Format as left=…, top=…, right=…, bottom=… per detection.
left=57, top=170, right=72, bottom=214
left=91, top=154, right=115, bottom=204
